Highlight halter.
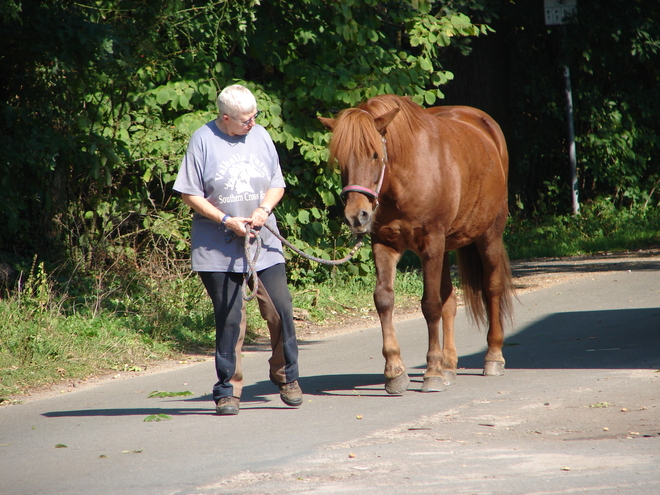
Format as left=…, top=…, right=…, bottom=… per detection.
left=340, top=136, right=388, bottom=208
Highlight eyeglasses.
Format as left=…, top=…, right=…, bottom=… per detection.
left=229, top=110, right=260, bottom=127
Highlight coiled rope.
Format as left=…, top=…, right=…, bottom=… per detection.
left=242, top=224, right=364, bottom=301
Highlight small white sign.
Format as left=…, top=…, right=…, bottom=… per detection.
left=544, top=0, right=577, bottom=25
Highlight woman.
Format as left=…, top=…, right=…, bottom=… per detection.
left=173, top=84, right=302, bottom=415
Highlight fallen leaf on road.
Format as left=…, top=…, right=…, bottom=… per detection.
left=148, top=390, right=193, bottom=398
left=144, top=414, right=172, bottom=422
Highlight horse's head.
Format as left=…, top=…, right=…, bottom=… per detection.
left=319, top=107, right=399, bottom=235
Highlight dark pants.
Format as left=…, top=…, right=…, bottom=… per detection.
left=199, top=263, right=299, bottom=403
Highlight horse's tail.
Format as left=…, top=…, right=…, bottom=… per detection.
left=456, top=243, right=515, bottom=329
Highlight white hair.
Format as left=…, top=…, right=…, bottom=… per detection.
left=217, top=84, right=257, bottom=117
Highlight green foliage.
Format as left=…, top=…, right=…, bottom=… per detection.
left=505, top=200, right=660, bottom=260
left=0, top=0, right=21, bottom=22
left=3, top=0, right=659, bottom=272
left=0, top=0, right=490, bottom=284
left=484, top=0, right=660, bottom=215
left=565, top=1, right=660, bottom=210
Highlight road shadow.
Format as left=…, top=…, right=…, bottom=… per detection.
left=296, top=373, right=392, bottom=397
left=41, top=373, right=392, bottom=419
left=42, top=404, right=214, bottom=418
left=458, top=307, right=660, bottom=370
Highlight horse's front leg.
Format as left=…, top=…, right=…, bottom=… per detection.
left=419, top=249, right=452, bottom=392
left=372, top=241, right=407, bottom=394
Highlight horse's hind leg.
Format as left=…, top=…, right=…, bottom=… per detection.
left=476, top=226, right=514, bottom=376
left=440, top=255, right=458, bottom=385
left=373, top=242, right=408, bottom=394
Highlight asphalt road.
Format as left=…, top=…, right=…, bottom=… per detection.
left=1, top=255, right=659, bottom=495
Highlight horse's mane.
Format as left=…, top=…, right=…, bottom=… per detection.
left=328, top=95, right=426, bottom=170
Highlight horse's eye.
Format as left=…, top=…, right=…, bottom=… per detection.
left=373, top=152, right=379, bottom=160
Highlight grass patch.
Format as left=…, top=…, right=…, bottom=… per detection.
left=0, top=258, right=198, bottom=398
left=0, top=304, right=175, bottom=397
left=506, top=201, right=660, bottom=259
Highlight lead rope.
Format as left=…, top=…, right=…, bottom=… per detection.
left=241, top=225, right=364, bottom=301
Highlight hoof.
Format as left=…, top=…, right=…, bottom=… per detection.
left=442, top=370, right=457, bottom=386
left=421, top=376, right=446, bottom=393
left=483, top=361, right=505, bottom=376
left=385, top=372, right=410, bottom=395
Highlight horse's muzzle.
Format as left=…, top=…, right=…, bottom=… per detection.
left=345, top=207, right=373, bottom=234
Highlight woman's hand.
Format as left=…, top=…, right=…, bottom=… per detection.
left=224, top=216, right=251, bottom=237
left=248, top=206, right=270, bottom=228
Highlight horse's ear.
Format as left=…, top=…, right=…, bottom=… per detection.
left=374, top=108, right=400, bottom=135
left=318, top=116, right=336, bottom=131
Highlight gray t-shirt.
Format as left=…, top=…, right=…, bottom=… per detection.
left=173, top=121, right=286, bottom=273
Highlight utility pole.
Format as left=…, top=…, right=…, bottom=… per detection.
left=544, top=0, right=579, bottom=215
left=563, top=63, right=579, bottom=215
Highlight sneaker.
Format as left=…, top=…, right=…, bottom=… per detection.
left=216, top=396, right=240, bottom=415
left=278, top=380, right=303, bottom=407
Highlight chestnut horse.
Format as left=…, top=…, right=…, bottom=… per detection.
left=319, top=94, right=514, bottom=394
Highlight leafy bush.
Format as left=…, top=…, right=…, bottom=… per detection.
left=0, top=1, right=491, bottom=284
left=505, top=200, right=660, bottom=260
